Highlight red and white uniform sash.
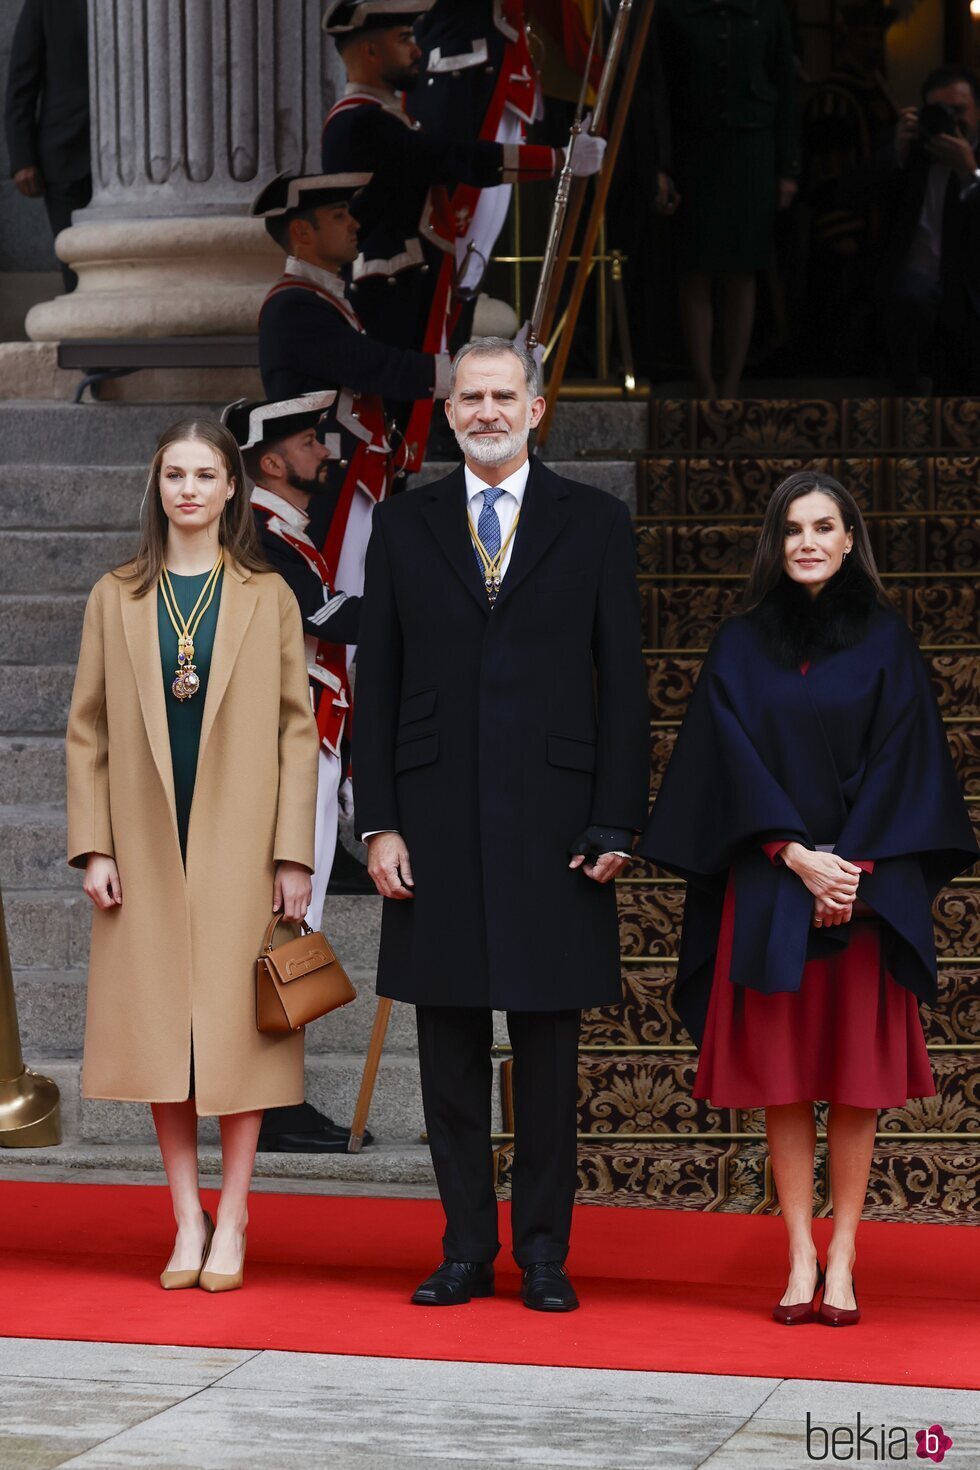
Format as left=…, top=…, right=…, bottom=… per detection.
left=259, top=272, right=395, bottom=584
left=251, top=488, right=350, bottom=759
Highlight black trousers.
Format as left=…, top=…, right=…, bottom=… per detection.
left=43, top=175, right=92, bottom=292
left=416, top=1004, right=581, bottom=1269
left=879, top=269, right=980, bottom=394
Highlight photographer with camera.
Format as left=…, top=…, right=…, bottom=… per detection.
left=873, top=66, right=980, bottom=393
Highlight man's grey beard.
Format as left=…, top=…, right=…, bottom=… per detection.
left=455, top=412, right=531, bottom=468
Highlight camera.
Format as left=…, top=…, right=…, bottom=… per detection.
left=919, top=101, right=958, bottom=138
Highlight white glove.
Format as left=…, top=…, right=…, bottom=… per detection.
left=338, top=776, right=354, bottom=818
left=567, top=113, right=606, bottom=177
left=513, top=320, right=545, bottom=383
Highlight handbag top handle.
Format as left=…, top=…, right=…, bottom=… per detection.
left=261, top=914, right=313, bottom=953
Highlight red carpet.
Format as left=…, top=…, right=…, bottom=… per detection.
left=0, top=1182, right=977, bottom=1388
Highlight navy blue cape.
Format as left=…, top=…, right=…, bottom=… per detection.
left=638, top=607, right=979, bottom=1046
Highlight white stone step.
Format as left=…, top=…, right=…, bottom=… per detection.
left=0, top=531, right=137, bottom=593
left=0, top=403, right=216, bottom=465
left=0, top=465, right=144, bottom=530
left=544, top=401, right=648, bottom=459
left=0, top=1139, right=438, bottom=1187
left=28, top=1052, right=506, bottom=1146
left=0, top=736, right=66, bottom=802
left=0, top=667, right=75, bottom=734
left=0, top=593, right=87, bottom=664
left=0, top=803, right=71, bottom=888
left=4, top=893, right=88, bottom=973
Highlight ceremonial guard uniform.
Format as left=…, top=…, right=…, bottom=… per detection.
left=321, top=0, right=560, bottom=464
left=253, top=171, right=450, bottom=589
left=407, top=1, right=540, bottom=306
left=224, top=394, right=361, bottom=931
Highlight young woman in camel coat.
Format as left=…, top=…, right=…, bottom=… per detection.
left=67, top=417, right=319, bottom=1291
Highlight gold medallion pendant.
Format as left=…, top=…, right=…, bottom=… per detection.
left=160, top=557, right=223, bottom=700
left=171, top=636, right=202, bottom=701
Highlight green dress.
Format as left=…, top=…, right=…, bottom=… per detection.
left=157, top=569, right=223, bottom=863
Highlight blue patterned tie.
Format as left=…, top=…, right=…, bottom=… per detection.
left=476, top=485, right=504, bottom=567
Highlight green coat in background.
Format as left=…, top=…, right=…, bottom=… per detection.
left=656, top=0, right=801, bottom=273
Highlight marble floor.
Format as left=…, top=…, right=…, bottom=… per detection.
left=0, top=1338, right=977, bottom=1470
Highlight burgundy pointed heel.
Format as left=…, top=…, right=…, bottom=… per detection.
left=819, top=1278, right=860, bottom=1327
left=772, top=1263, right=824, bottom=1325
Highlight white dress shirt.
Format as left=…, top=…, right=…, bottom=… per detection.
left=464, top=457, right=530, bottom=582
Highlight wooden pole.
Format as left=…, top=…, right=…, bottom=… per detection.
left=537, top=0, right=656, bottom=448
left=536, top=182, right=585, bottom=352
left=533, top=0, right=635, bottom=350
left=347, top=996, right=392, bottom=1152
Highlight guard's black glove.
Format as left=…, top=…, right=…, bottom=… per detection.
left=568, top=826, right=634, bottom=871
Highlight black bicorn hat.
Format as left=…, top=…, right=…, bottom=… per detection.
left=250, top=170, right=372, bottom=219
left=323, top=0, right=435, bottom=35
left=222, top=392, right=339, bottom=452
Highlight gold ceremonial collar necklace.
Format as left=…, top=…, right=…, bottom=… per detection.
left=467, top=507, right=520, bottom=606
left=159, top=553, right=224, bottom=701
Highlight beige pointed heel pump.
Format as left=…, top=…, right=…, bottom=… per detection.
left=199, top=1231, right=247, bottom=1294
left=160, top=1211, right=215, bottom=1291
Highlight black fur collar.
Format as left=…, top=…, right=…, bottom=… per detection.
left=748, top=558, right=880, bottom=668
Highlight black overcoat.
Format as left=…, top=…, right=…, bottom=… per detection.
left=639, top=604, right=979, bottom=1045
left=873, top=140, right=980, bottom=325
left=352, top=457, right=650, bottom=1009
left=3, top=0, right=89, bottom=182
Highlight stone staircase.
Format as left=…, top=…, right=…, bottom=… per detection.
left=495, top=395, right=980, bottom=1224
left=0, top=398, right=641, bottom=1183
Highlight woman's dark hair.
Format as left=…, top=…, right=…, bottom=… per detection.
left=119, top=418, right=267, bottom=596
left=742, top=471, right=889, bottom=612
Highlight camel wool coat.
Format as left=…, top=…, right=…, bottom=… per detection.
left=66, top=560, right=319, bottom=1116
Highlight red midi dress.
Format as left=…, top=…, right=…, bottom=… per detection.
left=692, top=665, right=936, bottom=1110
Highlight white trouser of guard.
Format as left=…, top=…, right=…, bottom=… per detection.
left=334, top=491, right=376, bottom=673
left=306, top=746, right=342, bottom=930
left=456, top=109, right=522, bottom=293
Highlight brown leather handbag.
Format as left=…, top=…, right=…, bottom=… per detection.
left=255, top=915, right=356, bottom=1033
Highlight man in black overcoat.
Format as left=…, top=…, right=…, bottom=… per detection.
left=352, top=338, right=650, bottom=1311
left=4, top=0, right=90, bottom=292
left=871, top=66, right=980, bottom=391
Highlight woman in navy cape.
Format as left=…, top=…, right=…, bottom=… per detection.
left=639, top=472, right=978, bottom=1327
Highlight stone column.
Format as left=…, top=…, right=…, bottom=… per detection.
left=27, top=0, right=330, bottom=341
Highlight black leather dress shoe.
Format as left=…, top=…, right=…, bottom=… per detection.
left=257, top=1102, right=373, bottom=1154
left=521, top=1262, right=579, bottom=1312
left=411, top=1259, right=495, bottom=1306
